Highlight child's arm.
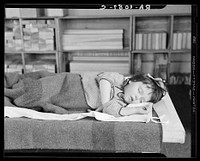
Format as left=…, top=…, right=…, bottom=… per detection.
left=119, top=103, right=152, bottom=116
left=95, top=79, right=111, bottom=112
left=99, top=79, right=111, bottom=104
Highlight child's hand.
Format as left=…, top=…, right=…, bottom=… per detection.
left=95, top=105, right=103, bottom=112
left=126, top=102, right=152, bottom=114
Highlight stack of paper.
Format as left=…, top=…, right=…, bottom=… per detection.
left=5, top=20, right=22, bottom=51
left=62, top=29, right=123, bottom=50
left=22, top=20, right=55, bottom=51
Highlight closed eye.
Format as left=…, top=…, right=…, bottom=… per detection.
left=138, top=86, right=144, bottom=95
left=140, top=97, right=145, bottom=103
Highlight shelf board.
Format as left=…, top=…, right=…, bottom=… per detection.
left=60, top=15, right=132, bottom=19
left=5, top=50, right=57, bottom=54
left=5, top=17, right=56, bottom=20
left=62, top=49, right=131, bottom=52
left=24, top=50, right=57, bottom=54
left=132, top=49, right=169, bottom=53
left=5, top=50, right=23, bottom=54
left=170, top=49, right=191, bottom=53
left=4, top=17, right=20, bottom=20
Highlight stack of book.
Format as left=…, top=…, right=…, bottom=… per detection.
left=71, top=52, right=129, bottom=61
left=70, top=61, right=129, bottom=75
left=133, top=53, right=168, bottom=80
left=5, top=59, right=23, bottom=74
left=22, top=20, right=55, bottom=51
left=25, top=60, right=56, bottom=73
left=45, top=9, right=67, bottom=17
left=172, top=32, right=191, bottom=50
left=133, top=53, right=155, bottom=75
left=62, top=29, right=123, bottom=50
left=154, top=54, right=168, bottom=80
left=135, top=32, right=167, bottom=50
left=169, top=73, right=191, bottom=85
left=70, top=52, right=129, bottom=75
left=5, top=20, right=23, bottom=51
left=5, top=8, right=45, bottom=18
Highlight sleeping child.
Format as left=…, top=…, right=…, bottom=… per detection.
left=83, top=72, right=167, bottom=117
left=4, top=71, right=167, bottom=117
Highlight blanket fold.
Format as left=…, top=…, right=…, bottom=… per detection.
left=4, top=71, right=90, bottom=114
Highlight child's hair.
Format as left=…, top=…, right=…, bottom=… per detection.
left=123, top=72, right=167, bottom=103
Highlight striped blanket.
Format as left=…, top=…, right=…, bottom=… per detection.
left=4, top=71, right=162, bottom=152
left=4, top=71, right=90, bottom=114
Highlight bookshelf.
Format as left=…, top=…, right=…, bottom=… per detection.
left=5, top=17, right=59, bottom=74
left=130, top=14, right=191, bottom=84
left=4, top=11, right=191, bottom=85
left=57, top=16, right=131, bottom=74
left=169, top=15, right=191, bottom=85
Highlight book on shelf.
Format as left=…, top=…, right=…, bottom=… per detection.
left=147, top=33, right=152, bottom=50
left=142, top=62, right=155, bottom=75
left=154, top=53, right=168, bottom=80
left=63, top=34, right=123, bottom=42
left=133, top=53, right=142, bottom=73
left=182, top=32, right=187, bottom=49
left=25, top=64, right=55, bottom=73
left=5, top=8, right=45, bottom=18
left=25, top=60, right=56, bottom=73
left=6, top=65, right=23, bottom=74
left=72, top=56, right=129, bottom=62
left=45, top=9, right=67, bottom=17
left=5, top=58, right=23, bottom=74
left=135, top=32, right=167, bottom=50
left=72, top=52, right=129, bottom=57
left=21, top=20, right=55, bottom=51
left=161, top=33, right=167, bottom=50
left=143, top=33, right=147, bottom=50
left=154, top=33, right=160, bottom=50
left=186, top=32, right=191, bottom=49
left=70, top=61, right=129, bottom=75
left=172, top=32, right=191, bottom=50
left=169, top=73, right=191, bottom=85
left=64, top=29, right=124, bottom=35
left=5, top=20, right=23, bottom=51
left=62, top=29, right=123, bottom=50
left=132, top=53, right=155, bottom=75
left=136, top=33, right=143, bottom=50
left=63, top=45, right=123, bottom=50
left=172, top=33, right=178, bottom=50
left=177, top=32, right=182, bottom=50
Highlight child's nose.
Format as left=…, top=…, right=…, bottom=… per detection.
left=135, top=95, right=139, bottom=101
left=133, top=95, right=143, bottom=103
left=132, top=99, right=140, bottom=104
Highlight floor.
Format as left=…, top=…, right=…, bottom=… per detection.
left=160, top=85, right=193, bottom=158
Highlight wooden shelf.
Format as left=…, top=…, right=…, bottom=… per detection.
left=4, top=11, right=191, bottom=84
left=23, top=51, right=57, bottom=54
left=5, top=50, right=23, bottom=54
left=62, top=49, right=130, bottom=53
left=170, top=49, right=191, bottom=53
left=132, top=50, right=169, bottom=53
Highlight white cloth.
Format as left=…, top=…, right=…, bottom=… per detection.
left=4, top=92, right=185, bottom=144
left=4, top=105, right=153, bottom=123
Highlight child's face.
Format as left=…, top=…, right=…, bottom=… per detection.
left=123, top=81, right=152, bottom=104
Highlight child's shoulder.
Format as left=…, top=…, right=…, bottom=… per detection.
left=97, top=72, right=125, bottom=84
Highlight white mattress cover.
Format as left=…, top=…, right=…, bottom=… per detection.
left=4, top=92, right=185, bottom=144
left=153, top=92, right=185, bottom=144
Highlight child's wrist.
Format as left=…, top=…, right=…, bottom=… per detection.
left=119, top=106, right=137, bottom=116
